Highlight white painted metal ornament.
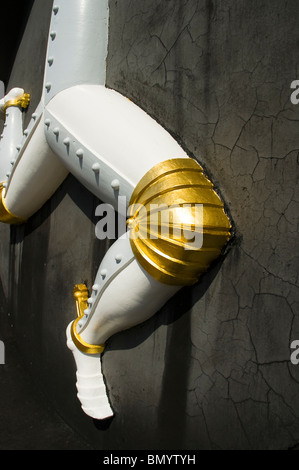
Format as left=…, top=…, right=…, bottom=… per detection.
left=0, top=0, right=231, bottom=420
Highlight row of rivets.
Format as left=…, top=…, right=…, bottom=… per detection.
left=44, top=119, right=123, bottom=192
left=78, top=253, right=125, bottom=324
left=77, top=254, right=125, bottom=324
left=45, top=6, right=59, bottom=94
left=7, top=112, right=37, bottom=177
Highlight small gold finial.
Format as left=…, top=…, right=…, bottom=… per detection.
left=73, top=284, right=89, bottom=318
left=71, top=283, right=105, bottom=355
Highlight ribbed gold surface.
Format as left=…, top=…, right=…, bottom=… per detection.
left=128, top=158, right=231, bottom=286
left=0, top=183, right=26, bottom=225
left=3, top=93, right=31, bottom=113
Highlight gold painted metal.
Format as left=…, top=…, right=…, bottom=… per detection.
left=0, top=183, right=27, bottom=225
left=3, top=93, right=31, bottom=113
left=71, top=284, right=105, bottom=355
left=128, top=158, right=231, bottom=286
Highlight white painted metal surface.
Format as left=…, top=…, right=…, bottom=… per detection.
left=0, top=88, right=27, bottom=184
left=44, top=84, right=188, bottom=209
left=43, top=0, right=109, bottom=105
left=0, top=0, right=190, bottom=420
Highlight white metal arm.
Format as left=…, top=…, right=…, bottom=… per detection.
left=0, top=0, right=231, bottom=421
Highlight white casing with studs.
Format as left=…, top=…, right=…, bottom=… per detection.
left=0, top=0, right=189, bottom=420
left=42, top=0, right=109, bottom=105
left=44, top=84, right=188, bottom=210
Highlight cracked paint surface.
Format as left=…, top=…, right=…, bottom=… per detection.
left=105, top=0, right=299, bottom=449
left=0, top=0, right=298, bottom=451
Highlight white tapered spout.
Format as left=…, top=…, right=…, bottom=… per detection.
left=66, top=322, right=113, bottom=420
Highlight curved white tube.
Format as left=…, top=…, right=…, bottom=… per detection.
left=42, top=0, right=109, bottom=105
left=0, top=88, right=26, bottom=183
left=4, top=112, right=68, bottom=219
left=67, top=232, right=181, bottom=420
left=1, top=0, right=110, bottom=220
left=79, top=233, right=181, bottom=345
left=0, top=0, right=231, bottom=422
left=44, top=84, right=188, bottom=209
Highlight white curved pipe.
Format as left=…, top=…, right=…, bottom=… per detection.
left=42, top=0, right=109, bottom=105
left=4, top=115, right=68, bottom=219
left=66, top=232, right=182, bottom=420
left=0, top=88, right=26, bottom=183
left=1, top=0, right=110, bottom=220
left=44, top=84, right=188, bottom=209
left=0, top=0, right=189, bottom=421
left=0, top=0, right=231, bottom=422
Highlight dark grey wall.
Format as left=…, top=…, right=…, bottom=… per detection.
left=0, top=1, right=34, bottom=88
left=0, top=0, right=298, bottom=450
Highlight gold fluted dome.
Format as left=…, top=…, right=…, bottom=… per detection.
left=127, top=158, right=231, bottom=286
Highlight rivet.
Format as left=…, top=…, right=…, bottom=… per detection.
left=84, top=309, right=90, bottom=316
left=87, top=298, right=93, bottom=306
left=53, top=127, right=60, bottom=136
left=115, top=255, right=122, bottom=264
left=92, top=284, right=100, bottom=293
left=48, top=57, right=54, bottom=66
left=6, top=172, right=10, bottom=179
left=45, top=83, right=52, bottom=92
left=92, top=163, right=100, bottom=173
left=24, top=130, right=29, bottom=136
left=53, top=5, right=59, bottom=14
left=50, top=31, right=57, bottom=40
left=76, top=149, right=84, bottom=158
left=32, top=113, right=37, bottom=120
left=100, top=269, right=107, bottom=279
left=63, top=138, right=70, bottom=146
left=45, top=119, right=51, bottom=127
left=10, top=160, right=15, bottom=166
left=111, top=179, right=120, bottom=190
left=16, top=145, right=21, bottom=151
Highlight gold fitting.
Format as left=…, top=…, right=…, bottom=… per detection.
left=71, top=317, right=105, bottom=355
left=0, top=183, right=27, bottom=225
left=3, top=93, right=31, bottom=113
left=73, top=283, right=89, bottom=318
left=72, top=284, right=105, bottom=355
left=128, top=158, right=232, bottom=286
